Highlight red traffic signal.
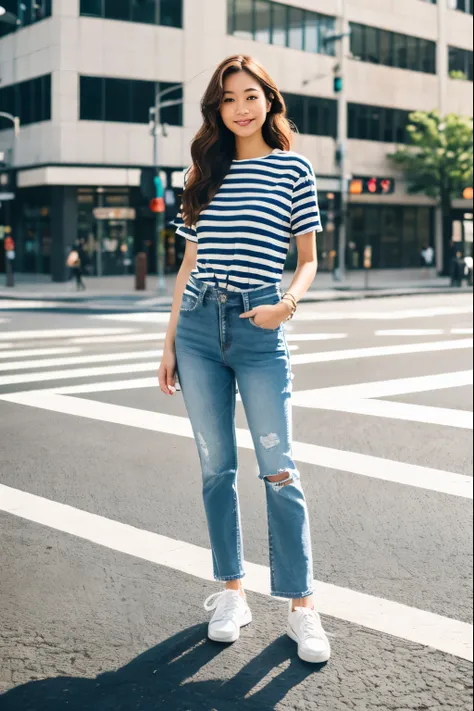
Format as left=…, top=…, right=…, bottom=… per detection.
left=350, top=177, right=396, bottom=195
left=4, top=237, right=14, bottom=251
left=149, top=197, right=165, bottom=213
left=367, top=178, right=378, bottom=194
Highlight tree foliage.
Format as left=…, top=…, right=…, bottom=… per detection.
left=389, top=111, right=473, bottom=204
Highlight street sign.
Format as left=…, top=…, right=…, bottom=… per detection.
left=149, top=197, right=165, bottom=213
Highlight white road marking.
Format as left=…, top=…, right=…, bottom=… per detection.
left=291, top=339, right=472, bottom=365
left=0, top=344, right=13, bottom=349
left=0, top=347, right=83, bottom=361
left=0, top=300, right=62, bottom=309
left=286, top=333, right=348, bottom=342
left=1, top=392, right=471, bottom=499
left=288, top=345, right=299, bottom=351
left=293, top=371, right=473, bottom=430
left=0, top=349, right=162, bottom=373
left=452, top=328, right=474, bottom=335
left=70, top=333, right=168, bottom=345
left=0, top=328, right=139, bottom=341
left=376, top=329, right=445, bottom=337
left=0, top=361, right=161, bottom=387
left=0, top=483, right=471, bottom=661
left=296, top=371, right=474, bottom=401
left=92, top=313, right=172, bottom=324
left=0, top=318, right=10, bottom=323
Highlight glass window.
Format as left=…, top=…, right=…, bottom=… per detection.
left=394, top=110, right=409, bottom=143
left=234, top=0, right=253, bottom=39
left=365, top=26, right=379, bottom=63
left=380, top=207, right=402, bottom=268
left=305, top=12, right=320, bottom=53
left=104, top=0, right=130, bottom=21
left=227, top=0, right=235, bottom=34
left=80, top=76, right=103, bottom=120
left=319, top=15, right=336, bottom=56
left=379, top=30, right=393, bottom=66
left=383, top=108, right=395, bottom=143
left=393, top=33, right=408, bottom=69
left=255, top=0, right=271, bottom=43
left=0, top=85, right=15, bottom=129
left=131, top=80, right=155, bottom=124
left=159, top=82, right=183, bottom=126
left=307, top=97, right=337, bottom=137
left=368, top=105, right=382, bottom=141
left=19, top=81, right=33, bottom=126
left=402, top=207, right=418, bottom=267
left=288, top=6, right=304, bottom=50
left=284, top=93, right=305, bottom=133
left=160, top=0, right=182, bottom=27
left=420, top=40, right=436, bottom=74
left=272, top=3, right=288, bottom=47
left=348, top=104, right=358, bottom=139
left=406, top=36, right=420, bottom=71
left=104, top=78, right=130, bottom=122
left=131, top=0, right=157, bottom=24
left=80, top=0, right=102, bottom=16
left=350, top=23, right=365, bottom=60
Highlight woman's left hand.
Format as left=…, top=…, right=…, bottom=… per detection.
left=239, top=302, right=291, bottom=330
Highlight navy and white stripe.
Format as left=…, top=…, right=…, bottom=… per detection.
left=172, top=148, right=322, bottom=295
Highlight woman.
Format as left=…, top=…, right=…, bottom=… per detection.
left=158, top=55, right=331, bottom=665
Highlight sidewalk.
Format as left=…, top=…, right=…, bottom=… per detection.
left=0, top=269, right=472, bottom=306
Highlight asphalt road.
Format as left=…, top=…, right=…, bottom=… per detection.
left=0, top=293, right=472, bottom=711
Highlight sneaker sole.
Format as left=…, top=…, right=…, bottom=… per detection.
left=208, top=609, right=253, bottom=644
left=286, top=625, right=331, bottom=664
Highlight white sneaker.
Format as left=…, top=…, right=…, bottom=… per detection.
left=287, top=602, right=331, bottom=663
left=204, top=590, right=253, bottom=643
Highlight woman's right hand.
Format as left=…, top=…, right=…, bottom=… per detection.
left=158, top=347, right=178, bottom=396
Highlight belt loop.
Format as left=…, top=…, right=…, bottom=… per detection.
left=242, top=291, right=250, bottom=312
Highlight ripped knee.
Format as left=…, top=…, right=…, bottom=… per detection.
left=265, top=471, right=294, bottom=489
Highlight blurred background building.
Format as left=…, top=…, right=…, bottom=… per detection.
left=0, top=0, right=473, bottom=281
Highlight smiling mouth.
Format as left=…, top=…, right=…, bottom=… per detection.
left=235, top=119, right=254, bottom=126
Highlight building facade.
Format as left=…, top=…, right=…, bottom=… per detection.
left=0, top=0, right=472, bottom=281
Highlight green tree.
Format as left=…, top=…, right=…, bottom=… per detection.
left=389, top=111, right=473, bottom=274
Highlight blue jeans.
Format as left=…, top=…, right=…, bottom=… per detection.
left=175, top=274, right=314, bottom=599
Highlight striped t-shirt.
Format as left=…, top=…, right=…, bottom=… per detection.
left=172, top=148, right=322, bottom=293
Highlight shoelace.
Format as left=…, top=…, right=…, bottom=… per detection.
left=299, top=610, right=327, bottom=641
left=204, top=590, right=243, bottom=620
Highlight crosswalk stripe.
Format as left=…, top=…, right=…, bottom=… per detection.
left=1, top=392, right=470, bottom=499
left=0, top=328, right=138, bottom=341
left=376, top=329, right=445, bottom=336
left=70, top=333, right=168, bottom=345
left=0, top=483, right=471, bottom=661
left=0, top=349, right=162, bottom=373
left=0, top=347, right=82, bottom=361
left=291, top=339, right=472, bottom=365
left=285, top=333, right=348, bottom=342
left=0, top=361, right=161, bottom=386
left=452, top=328, right=474, bottom=335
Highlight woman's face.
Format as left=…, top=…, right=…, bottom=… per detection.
left=219, top=70, right=271, bottom=138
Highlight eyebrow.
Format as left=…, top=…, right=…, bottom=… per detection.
left=222, top=88, right=259, bottom=95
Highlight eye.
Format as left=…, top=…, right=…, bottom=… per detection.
left=248, top=95, right=258, bottom=100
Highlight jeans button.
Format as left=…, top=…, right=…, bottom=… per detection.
left=219, top=294, right=228, bottom=303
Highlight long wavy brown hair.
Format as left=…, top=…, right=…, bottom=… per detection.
left=181, top=54, right=296, bottom=228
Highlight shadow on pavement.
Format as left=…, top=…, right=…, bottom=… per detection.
left=0, top=624, right=324, bottom=710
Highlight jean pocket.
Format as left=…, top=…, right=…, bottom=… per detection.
left=180, top=292, right=200, bottom=312
left=248, top=315, right=281, bottom=332
left=248, top=293, right=282, bottom=331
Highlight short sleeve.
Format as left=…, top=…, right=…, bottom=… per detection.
left=290, top=163, right=323, bottom=237
left=171, top=167, right=198, bottom=243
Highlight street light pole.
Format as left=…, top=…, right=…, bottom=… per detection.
left=150, top=84, right=184, bottom=295
left=336, top=0, right=350, bottom=282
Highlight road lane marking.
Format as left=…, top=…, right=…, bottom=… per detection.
left=0, top=300, right=62, bottom=309
left=0, top=483, right=471, bottom=661
left=0, top=328, right=139, bottom=341
left=295, top=371, right=473, bottom=400
left=0, top=347, right=83, bottom=361
left=0, top=362, right=162, bottom=387
left=0, top=392, right=471, bottom=499
left=291, top=339, right=472, bottom=365
left=452, top=328, right=474, bottom=335
left=376, top=329, right=445, bottom=337
left=285, top=333, right=348, bottom=342
left=0, top=349, right=163, bottom=373
left=70, top=333, right=168, bottom=345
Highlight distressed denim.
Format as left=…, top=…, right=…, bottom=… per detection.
left=175, top=274, right=314, bottom=599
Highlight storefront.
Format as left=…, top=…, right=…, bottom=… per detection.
left=347, top=204, right=435, bottom=269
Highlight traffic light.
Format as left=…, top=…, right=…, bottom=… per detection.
left=349, top=177, right=396, bottom=195
left=463, top=187, right=473, bottom=200
left=334, top=75, right=343, bottom=94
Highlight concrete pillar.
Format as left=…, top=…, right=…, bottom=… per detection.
left=51, top=186, right=78, bottom=282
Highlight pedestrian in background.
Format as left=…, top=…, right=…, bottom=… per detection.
left=66, top=243, right=86, bottom=291
left=158, top=54, right=331, bottom=665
